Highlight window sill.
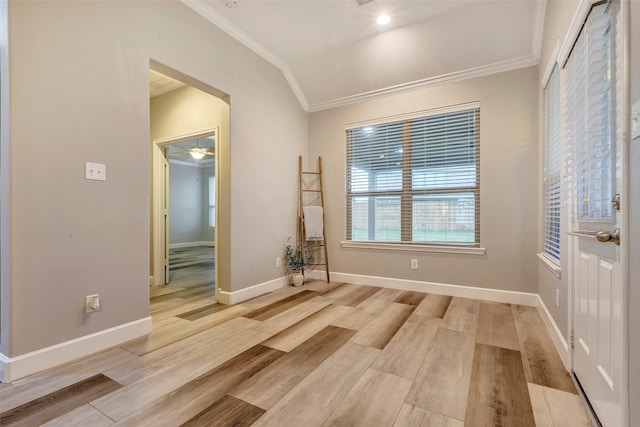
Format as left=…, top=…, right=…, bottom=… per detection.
left=340, top=241, right=486, bottom=255
left=537, top=253, right=561, bottom=279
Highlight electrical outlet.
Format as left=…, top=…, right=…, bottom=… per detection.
left=276, top=257, right=282, bottom=268
left=555, top=289, right=560, bottom=307
left=85, top=162, right=106, bottom=181
left=411, top=259, right=418, bottom=270
left=85, top=294, right=101, bottom=313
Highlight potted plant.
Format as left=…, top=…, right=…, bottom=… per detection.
left=283, top=238, right=313, bottom=286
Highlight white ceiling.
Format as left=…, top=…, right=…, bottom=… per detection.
left=183, top=0, right=545, bottom=112
left=150, top=69, right=187, bottom=98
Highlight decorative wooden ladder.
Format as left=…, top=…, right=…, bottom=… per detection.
left=298, top=155, right=330, bottom=283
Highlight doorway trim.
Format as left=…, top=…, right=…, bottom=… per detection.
left=151, top=128, right=219, bottom=298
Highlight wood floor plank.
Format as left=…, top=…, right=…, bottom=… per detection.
left=512, top=304, right=544, bottom=324
left=261, top=304, right=352, bottom=352
left=181, top=395, right=264, bottom=427
left=351, top=302, right=414, bottom=349
left=440, top=297, right=479, bottom=334
left=357, top=288, right=403, bottom=313
left=475, top=302, right=519, bottom=351
left=0, top=374, right=121, bottom=427
left=230, top=325, right=356, bottom=410
left=394, top=290, right=427, bottom=306
left=92, top=319, right=271, bottom=421
left=413, top=294, right=452, bottom=319
left=321, top=283, right=358, bottom=300
left=514, top=319, right=576, bottom=393
left=393, top=404, right=464, bottom=427
left=303, top=280, right=344, bottom=293
left=119, top=316, right=191, bottom=355
left=329, top=288, right=402, bottom=331
left=150, top=297, right=191, bottom=313
left=329, top=284, right=382, bottom=306
left=322, top=368, right=412, bottom=427
left=464, top=343, right=535, bottom=427
left=117, top=345, right=284, bottom=426
left=123, top=305, right=252, bottom=356
left=254, top=295, right=333, bottom=335
left=151, top=298, right=214, bottom=322
left=176, top=302, right=232, bottom=321
left=244, top=290, right=317, bottom=321
left=371, top=315, right=441, bottom=379
left=40, top=404, right=114, bottom=427
left=405, top=328, right=475, bottom=420
left=527, top=383, right=592, bottom=427
left=171, top=284, right=215, bottom=301
left=330, top=306, right=375, bottom=330
left=239, top=285, right=308, bottom=305
left=0, top=348, right=137, bottom=413
left=150, top=285, right=185, bottom=298
left=251, top=343, right=380, bottom=427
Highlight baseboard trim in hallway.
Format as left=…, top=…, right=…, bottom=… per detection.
left=0, top=317, right=152, bottom=383
left=217, top=276, right=289, bottom=305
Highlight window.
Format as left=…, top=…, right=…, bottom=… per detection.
left=565, top=3, right=613, bottom=228
left=346, top=104, right=480, bottom=246
left=208, top=175, right=215, bottom=227
left=543, top=65, right=561, bottom=263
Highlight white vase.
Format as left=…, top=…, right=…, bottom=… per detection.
left=291, top=272, right=304, bottom=287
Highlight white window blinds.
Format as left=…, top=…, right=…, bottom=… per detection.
left=543, top=65, right=561, bottom=263
left=565, top=2, right=613, bottom=229
left=345, top=104, right=480, bottom=246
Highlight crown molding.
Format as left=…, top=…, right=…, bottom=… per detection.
left=183, top=0, right=545, bottom=114
left=306, top=55, right=539, bottom=112
left=180, top=0, right=309, bottom=110
left=532, top=0, right=548, bottom=63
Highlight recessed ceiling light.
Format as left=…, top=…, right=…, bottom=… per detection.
left=376, top=15, right=391, bottom=25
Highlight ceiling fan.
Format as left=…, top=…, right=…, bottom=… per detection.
left=187, top=142, right=215, bottom=160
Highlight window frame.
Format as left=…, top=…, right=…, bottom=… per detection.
left=344, top=102, right=481, bottom=249
left=208, top=175, right=215, bottom=229
left=542, top=64, right=562, bottom=266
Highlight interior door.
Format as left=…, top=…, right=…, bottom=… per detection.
left=568, top=2, right=626, bottom=426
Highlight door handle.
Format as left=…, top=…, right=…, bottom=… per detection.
left=595, top=228, right=620, bottom=245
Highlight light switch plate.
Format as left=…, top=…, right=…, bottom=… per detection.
left=632, top=99, right=640, bottom=140
left=85, top=162, right=106, bottom=181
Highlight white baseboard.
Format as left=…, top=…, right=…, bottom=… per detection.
left=0, top=317, right=152, bottom=383
left=536, top=294, right=571, bottom=370
left=306, top=271, right=539, bottom=306
left=216, top=276, right=288, bottom=305
left=169, top=241, right=214, bottom=249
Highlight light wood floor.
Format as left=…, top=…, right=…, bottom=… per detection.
left=0, top=255, right=594, bottom=426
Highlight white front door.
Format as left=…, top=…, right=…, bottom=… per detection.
left=567, top=2, right=627, bottom=426
left=572, top=235, right=624, bottom=426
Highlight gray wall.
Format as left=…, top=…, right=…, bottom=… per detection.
left=309, top=66, right=539, bottom=293
left=629, top=1, right=639, bottom=425
left=3, top=0, right=307, bottom=357
left=169, top=162, right=203, bottom=245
